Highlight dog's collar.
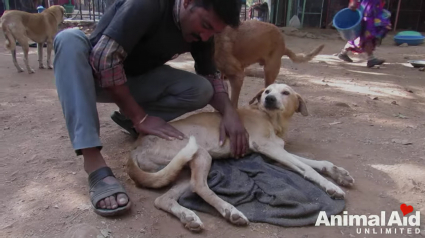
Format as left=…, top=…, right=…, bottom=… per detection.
left=172, top=0, right=182, bottom=30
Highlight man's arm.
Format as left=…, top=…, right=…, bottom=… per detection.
left=190, top=39, right=249, bottom=158
left=89, top=0, right=183, bottom=140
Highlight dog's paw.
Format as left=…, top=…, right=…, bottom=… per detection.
left=180, top=210, right=204, bottom=232
left=325, top=183, right=346, bottom=199
left=328, top=165, right=354, bottom=187
left=28, top=69, right=35, bottom=74
left=17, top=68, right=24, bottom=73
left=223, top=207, right=249, bottom=226
left=39, top=65, right=45, bottom=69
left=48, top=65, right=53, bottom=69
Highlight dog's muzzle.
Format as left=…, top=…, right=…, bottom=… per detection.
left=264, top=95, right=278, bottom=109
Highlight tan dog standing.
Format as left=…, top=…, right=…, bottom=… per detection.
left=214, top=20, right=325, bottom=108
left=1, top=5, right=65, bottom=74
left=127, top=83, right=354, bottom=231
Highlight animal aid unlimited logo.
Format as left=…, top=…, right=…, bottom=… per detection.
left=315, top=204, right=424, bottom=235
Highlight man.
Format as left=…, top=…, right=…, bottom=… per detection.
left=53, top=0, right=248, bottom=217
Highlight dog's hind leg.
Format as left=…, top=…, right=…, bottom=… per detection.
left=290, top=154, right=354, bottom=187
left=189, top=148, right=249, bottom=226
left=46, top=40, right=53, bottom=69
left=154, top=174, right=204, bottom=232
left=15, top=36, right=34, bottom=74
left=37, top=43, right=44, bottom=69
left=11, top=50, right=24, bottom=73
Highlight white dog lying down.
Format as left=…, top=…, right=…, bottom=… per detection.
left=127, top=83, right=355, bottom=231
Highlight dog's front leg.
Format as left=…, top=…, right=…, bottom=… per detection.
left=46, top=40, right=53, bottom=69
left=228, top=74, right=244, bottom=109
left=37, top=43, right=44, bottom=69
left=255, top=142, right=346, bottom=199
left=189, top=148, right=249, bottom=226
left=290, top=154, right=354, bottom=187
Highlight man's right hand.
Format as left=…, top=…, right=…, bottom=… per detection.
left=134, top=115, right=185, bottom=141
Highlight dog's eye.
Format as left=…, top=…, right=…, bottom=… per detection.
left=282, top=91, right=290, bottom=95
left=265, top=90, right=270, bottom=94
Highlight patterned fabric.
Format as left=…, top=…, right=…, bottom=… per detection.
left=345, top=0, right=392, bottom=53
left=89, top=35, right=127, bottom=88
left=89, top=0, right=227, bottom=94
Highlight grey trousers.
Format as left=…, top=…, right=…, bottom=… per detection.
left=53, top=28, right=213, bottom=154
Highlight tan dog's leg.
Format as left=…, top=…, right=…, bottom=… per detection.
left=37, top=43, right=45, bottom=69
left=189, top=148, right=249, bottom=226
left=11, top=50, right=24, bottom=73
left=154, top=175, right=204, bottom=232
left=46, top=40, right=53, bottom=69
left=256, top=143, right=346, bottom=199
left=228, top=73, right=244, bottom=108
left=263, top=55, right=282, bottom=87
left=290, top=154, right=354, bottom=187
left=15, top=36, right=34, bottom=74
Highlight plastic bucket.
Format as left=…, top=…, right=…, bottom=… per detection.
left=333, top=8, right=362, bottom=41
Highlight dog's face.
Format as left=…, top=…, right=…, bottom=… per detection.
left=48, top=5, right=66, bottom=23
left=249, top=84, right=309, bottom=117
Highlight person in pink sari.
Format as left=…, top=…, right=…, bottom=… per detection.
left=337, top=0, right=392, bottom=67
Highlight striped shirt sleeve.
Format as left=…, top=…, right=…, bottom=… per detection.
left=89, top=35, right=128, bottom=88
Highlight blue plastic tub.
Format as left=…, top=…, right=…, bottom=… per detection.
left=333, top=8, right=362, bottom=41
left=394, top=31, right=424, bottom=46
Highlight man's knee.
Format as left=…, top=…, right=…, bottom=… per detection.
left=191, top=77, right=214, bottom=109
left=54, top=28, right=91, bottom=53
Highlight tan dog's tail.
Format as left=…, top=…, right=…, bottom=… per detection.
left=283, top=44, right=324, bottom=63
left=127, top=136, right=198, bottom=188
left=1, top=21, right=16, bottom=51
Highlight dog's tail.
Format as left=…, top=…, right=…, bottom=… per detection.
left=1, top=21, right=16, bottom=51
left=283, top=44, right=324, bottom=63
left=127, top=136, right=198, bottom=188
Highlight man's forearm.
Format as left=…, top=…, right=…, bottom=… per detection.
left=105, top=84, right=146, bottom=124
left=209, top=92, right=235, bottom=115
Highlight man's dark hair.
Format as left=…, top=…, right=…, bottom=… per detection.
left=195, top=0, right=242, bottom=28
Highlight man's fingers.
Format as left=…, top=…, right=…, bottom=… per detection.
left=153, top=130, right=172, bottom=140
left=162, top=126, right=184, bottom=140
left=230, top=134, right=237, bottom=157
left=166, top=124, right=185, bottom=139
left=219, top=123, right=226, bottom=146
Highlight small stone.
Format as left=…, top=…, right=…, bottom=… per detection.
left=140, top=228, right=146, bottom=234
left=44, top=205, right=49, bottom=210
left=4, top=127, right=10, bottom=130
left=399, top=43, right=409, bottom=47
left=72, top=172, right=76, bottom=175
left=419, top=67, right=424, bottom=71
left=404, top=56, right=410, bottom=59
left=54, top=205, right=59, bottom=209
left=391, top=101, right=397, bottom=105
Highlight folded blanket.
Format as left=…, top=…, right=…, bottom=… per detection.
left=178, top=153, right=345, bottom=227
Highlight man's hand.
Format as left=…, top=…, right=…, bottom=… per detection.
left=349, top=4, right=357, bottom=11
left=218, top=107, right=249, bottom=158
left=134, top=115, right=184, bottom=141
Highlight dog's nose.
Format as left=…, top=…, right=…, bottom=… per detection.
left=265, top=95, right=276, bottom=104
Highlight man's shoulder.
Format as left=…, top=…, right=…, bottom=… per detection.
left=117, top=0, right=164, bottom=16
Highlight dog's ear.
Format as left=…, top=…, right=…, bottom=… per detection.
left=249, top=88, right=265, bottom=105
left=296, top=94, right=309, bottom=116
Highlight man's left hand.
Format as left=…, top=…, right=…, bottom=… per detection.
left=219, top=108, right=249, bottom=158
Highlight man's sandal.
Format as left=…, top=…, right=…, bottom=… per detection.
left=89, top=167, right=131, bottom=217
left=110, top=111, right=139, bottom=138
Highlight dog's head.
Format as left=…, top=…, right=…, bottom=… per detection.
left=249, top=83, right=309, bottom=118
left=47, top=5, right=66, bottom=24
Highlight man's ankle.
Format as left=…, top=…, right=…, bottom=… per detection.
left=82, top=148, right=108, bottom=174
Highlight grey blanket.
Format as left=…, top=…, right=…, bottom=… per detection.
left=178, top=153, right=345, bottom=227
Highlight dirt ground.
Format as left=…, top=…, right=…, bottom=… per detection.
left=1, top=27, right=425, bottom=238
